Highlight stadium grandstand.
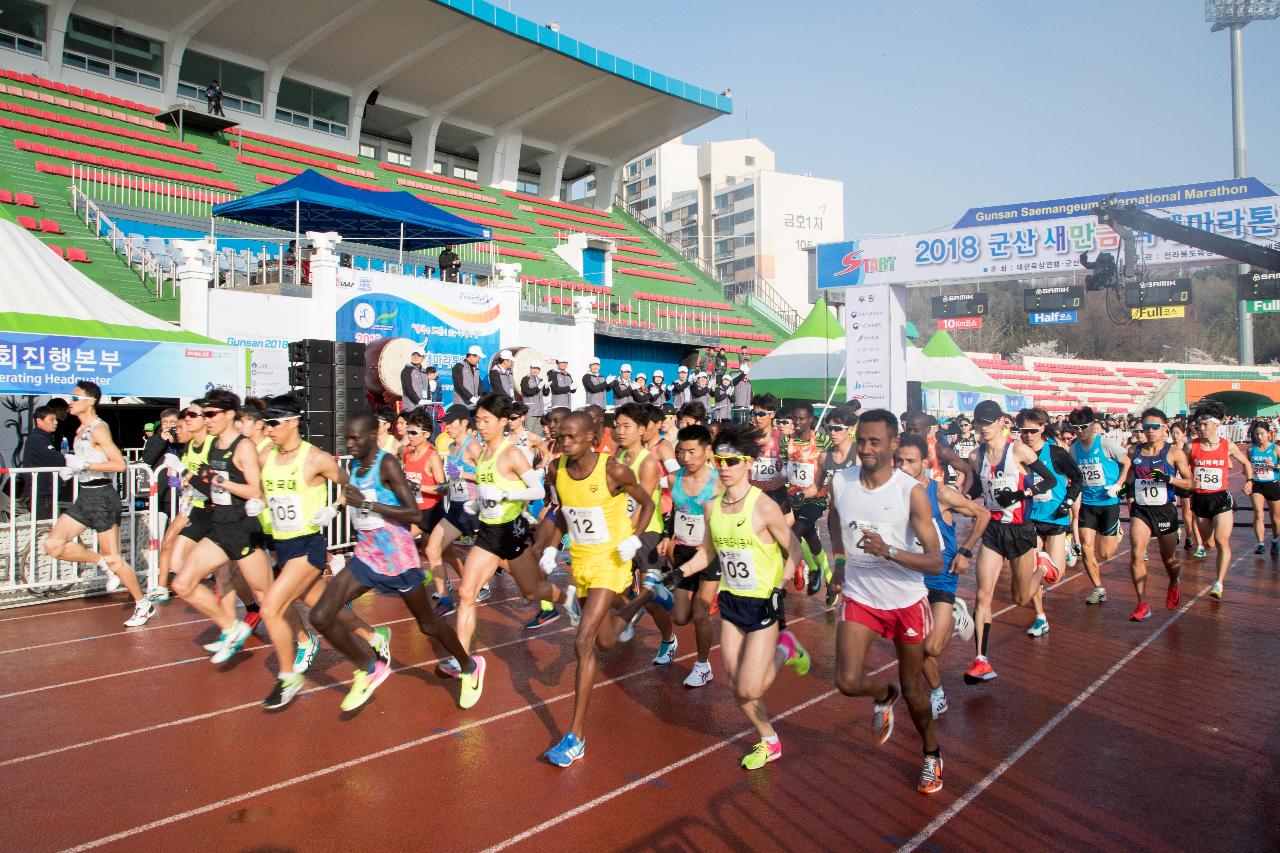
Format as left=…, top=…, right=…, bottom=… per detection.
left=0, top=0, right=782, bottom=368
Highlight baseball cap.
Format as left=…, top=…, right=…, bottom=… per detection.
left=529, top=362, right=541, bottom=369
left=620, top=363, right=632, bottom=372
left=498, top=349, right=513, bottom=361
left=144, top=422, right=156, bottom=431
left=443, top=404, right=471, bottom=424
left=557, top=356, right=569, bottom=364
left=589, top=356, right=600, bottom=365
left=411, top=349, right=424, bottom=357
left=467, top=345, right=484, bottom=357
left=653, top=369, right=664, bottom=378
left=677, top=365, right=688, bottom=373
left=972, top=400, right=1003, bottom=424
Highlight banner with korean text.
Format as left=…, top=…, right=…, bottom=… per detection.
left=0, top=333, right=247, bottom=396
left=844, top=285, right=908, bottom=412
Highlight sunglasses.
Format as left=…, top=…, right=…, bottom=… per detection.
left=202, top=409, right=231, bottom=418
left=181, top=411, right=203, bottom=419
left=776, top=419, right=792, bottom=426
left=68, top=394, right=86, bottom=401
left=1142, top=423, right=1164, bottom=430
left=827, top=424, right=849, bottom=432
left=264, top=415, right=300, bottom=427
left=750, top=411, right=773, bottom=418
left=1019, top=427, right=1042, bottom=434
left=713, top=455, right=752, bottom=468
left=405, top=429, right=425, bottom=436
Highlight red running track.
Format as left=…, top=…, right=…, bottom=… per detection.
left=1, top=526, right=1277, bottom=852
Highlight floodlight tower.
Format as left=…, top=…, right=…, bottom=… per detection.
left=1206, top=1, right=1279, bottom=365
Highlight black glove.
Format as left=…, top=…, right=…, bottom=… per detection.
left=994, top=487, right=1022, bottom=508
left=190, top=464, right=216, bottom=498
left=1114, top=483, right=1129, bottom=500
left=1047, top=498, right=1072, bottom=519
left=1148, top=469, right=1170, bottom=483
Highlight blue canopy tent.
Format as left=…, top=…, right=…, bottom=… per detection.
left=211, top=169, right=491, bottom=265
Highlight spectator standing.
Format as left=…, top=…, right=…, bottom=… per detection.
left=20, top=405, right=65, bottom=520
left=548, top=358, right=576, bottom=409
left=690, top=372, right=711, bottom=408
left=400, top=347, right=428, bottom=412
left=438, top=244, right=461, bottom=282
left=610, top=363, right=635, bottom=407
left=451, top=345, right=484, bottom=408
left=204, top=79, right=224, bottom=116
left=140, top=408, right=181, bottom=517
left=582, top=357, right=608, bottom=408
left=669, top=365, right=691, bottom=408
left=648, top=369, right=669, bottom=404
left=712, top=374, right=734, bottom=420
left=488, top=349, right=516, bottom=399
left=519, top=363, right=549, bottom=434
left=731, top=359, right=752, bottom=420
left=47, top=397, right=77, bottom=451
left=713, top=346, right=729, bottom=381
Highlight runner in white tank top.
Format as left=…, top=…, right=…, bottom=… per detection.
left=826, top=409, right=945, bottom=795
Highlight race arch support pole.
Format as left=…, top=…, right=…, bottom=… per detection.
left=1230, top=23, right=1254, bottom=365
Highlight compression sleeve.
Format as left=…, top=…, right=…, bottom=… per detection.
left=502, top=468, right=546, bottom=502
left=1025, top=456, right=1057, bottom=496
left=1050, top=445, right=1084, bottom=502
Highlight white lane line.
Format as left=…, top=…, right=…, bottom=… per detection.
left=476, top=574, right=1092, bottom=852
left=894, top=578, right=1220, bottom=852
left=54, top=616, right=813, bottom=853
left=0, top=600, right=125, bottom=623
left=0, top=616, right=216, bottom=655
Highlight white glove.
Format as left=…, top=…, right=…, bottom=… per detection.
left=62, top=453, right=88, bottom=472
left=539, top=547, right=558, bottom=575
left=741, top=363, right=750, bottom=375
left=617, top=535, right=642, bottom=562
left=244, top=498, right=265, bottom=518
left=59, top=468, right=74, bottom=481
left=1104, top=483, right=1123, bottom=498
left=311, top=504, right=339, bottom=527
left=607, top=375, right=616, bottom=384
left=463, top=499, right=479, bottom=516
left=330, top=553, right=346, bottom=574
left=163, top=453, right=183, bottom=475
left=477, top=483, right=505, bottom=503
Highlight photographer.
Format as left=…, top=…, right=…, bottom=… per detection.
left=141, top=408, right=183, bottom=515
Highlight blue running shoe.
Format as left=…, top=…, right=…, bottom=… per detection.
left=644, top=571, right=674, bottom=612
left=544, top=732, right=585, bottom=767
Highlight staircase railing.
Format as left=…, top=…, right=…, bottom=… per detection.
left=614, top=194, right=727, bottom=285
left=724, top=275, right=803, bottom=332
left=67, top=182, right=178, bottom=298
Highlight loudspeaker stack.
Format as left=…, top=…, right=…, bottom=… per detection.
left=288, top=339, right=366, bottom=454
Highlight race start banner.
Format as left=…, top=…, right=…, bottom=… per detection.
left=817, top=178, right=1279, bottom=288
left=0, top=333, right=246, bottom=396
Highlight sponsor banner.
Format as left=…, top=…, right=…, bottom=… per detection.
left=335, top=268, right=501, bottom=396
left=937, top=316, right=982, bottom=331
left=1130, top=306, right=1186, bottom=320
left=0, top=333, right=245, bottom=396
left=845, top=284, right=907, bottom=412
left=1246, top=299, right=1280, bottom=314
left=818, top=179, right=1278, bottom=287
left=1029, top=310, right=1078, bottom=325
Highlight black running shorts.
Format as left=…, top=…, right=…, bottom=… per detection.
left=716, top=588, right=783, bottom=632
left=1078, top=503, right=1122, bottom=537
left=981, top=523, right=1036, bottom=560
left=1190, top=491, right=1234, bottom=518
left=673, top=542, right=720, bottom=591
left=474, top=515, right=531, bottom=560
left=1129, top=504, right=1179, bottom=538
left=65, top=484, right=121, bottom=533
left=208, top=516, right=266, bottom=560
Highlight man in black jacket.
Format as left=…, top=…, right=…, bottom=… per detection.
left=400, top=348, right=428, bottom=412
left=547, top=358, right=576, bottom=409
left=20, top=405, right=65, bottom=519
left=439, top=245, right=461, bottom=282
left=582, top=356, right=608, bottom=408
left=519, top=363, right=549, bottom=433
left=669, top=365, right=691, bottom=408
left=451, top=345, right=484, bottom=408
left=488, top=349, right=516, bottom=399
left=140, top=408, right=182, bottom=516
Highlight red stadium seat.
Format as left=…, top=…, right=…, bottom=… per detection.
left=66, top=247, right=91, bottom=263
left=46, top=244, right=64, bottom=258
left=16, top=215, right=37, bottom=230
left=38, top=218, right=63, bottom=234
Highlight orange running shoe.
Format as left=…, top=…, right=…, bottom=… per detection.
left=1036, top=551, right=1060, bottom=585
left=963, top=656, right=997, bottom=685
left=1130, top=601, right=1152, bottom=622
left=918, top=754, right=944, bottom=794
left=1166, top=581, right=1181, bottom=610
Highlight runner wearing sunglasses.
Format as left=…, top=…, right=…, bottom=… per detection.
left=1246, top=419, right=1280, bottom=556
left=667, top=423, right=721, bottom=688
left=782, top=401, right=831, bottom=596
left=676, top=422, right=809, bottom=771
left=426, top=405, right=480, bottom=617
left=748, top=394, right=790, bottom=516
left=1067, top=407, right=1131, bottom=607
left=1126, top=408, right=1193, bottom=621
left=1188, top=401, right=1252, bottom=599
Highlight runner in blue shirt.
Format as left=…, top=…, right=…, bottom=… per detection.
left=1246, top=419, right=1280, bottom=555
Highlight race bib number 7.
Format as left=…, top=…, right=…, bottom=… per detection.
left=674, top=510, right=705, bottom=546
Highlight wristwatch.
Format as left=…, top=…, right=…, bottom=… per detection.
left=957, top=546, right=973, bottom=559
left=886, top=545, right=899, bottom=561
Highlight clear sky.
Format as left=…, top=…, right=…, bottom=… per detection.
left=508, top=0, right=1280, bottom=236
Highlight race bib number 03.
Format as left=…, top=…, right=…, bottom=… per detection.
left=719, top=548, right=756, bottom=592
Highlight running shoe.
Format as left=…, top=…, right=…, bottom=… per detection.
left=203, top=630, right=228, bottom=654
left=1166, top=581, right=1181, bottom=610
left=1026, top=616, right=1050, bottom=637
left=963, top=656, right=997, bottom=684
left=524, top=608, right=560, bottom=630
left=210, top=620, right=253, bottom=665
left=1193, top=545, right=1207, bottom=559
left=145, top=585, right=170, bottom=602
left=873, top=684, right=899, bottom=745
left=741, top=739, right=782, bottom=770
left=1130, top=601, right=1152, bottom=622
left=433, top=596, right=456, bottom=618
left=918, top=754, right=944, bottom=795
left=1036, top=551, right=1060, bottom=585
left=124, top=600, right=155, bottom=628
left=806, top=567, right=822, bottom=596
left=1184, top=536, right=1194, bottom=551
left=951, top=598, right=975, bottom=642
left=244, top=610, right=262, bottom=631
left=825, top=582, right=840, bottom=608
left=1209, top=581, right=1223, bottom=600
left=618, top=609, right=644, bottom=643
left=1255, top=543, right=1266, bottom=555
left=683, top=661, right=713, bottom=688
left=476, top=585, right=492, bottom=603
left=644, top=577, right=674, bottom=612
left=1272, top=539, right=1280, bottom=557
left=564, top=585, right=581, bottom=628
left=780, top=629, right=811, bottom=676
left=653, top=636, right=678, bottom=666
left=544, top=732, right=585, bottom=768
left=340, top=661, right=391, bottom=712
left=104, top=568, right=121, bottom=593
left=930, top=688, right=948, bottom=719
left=263, top=673, right=304, bottom=710
left=1085, top=587, right=1108, bottom=606
left=294, top=632, right=320, bottom=673
left=437, top=657, right=462, bottom=679
left=1065, top=541, right=1078, bottom=568
left=458, top=655, right=486, bottom=710
left=372, top=626, right=391, bottom=666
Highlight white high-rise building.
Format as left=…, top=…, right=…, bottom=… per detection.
left=589, top=138, right=842, bottom=312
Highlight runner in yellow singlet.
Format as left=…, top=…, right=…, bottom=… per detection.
left=678, top=422, right=809, bottom=771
